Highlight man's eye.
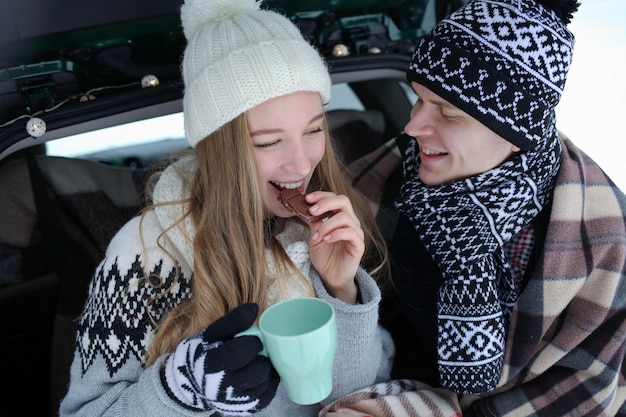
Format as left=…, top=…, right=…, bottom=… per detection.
left=441, top=109, right=461, bottom=120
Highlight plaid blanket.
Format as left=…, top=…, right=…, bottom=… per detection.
left=320, top=379, right=461, bottom=417
left=344, top=134, right=626, bottom=416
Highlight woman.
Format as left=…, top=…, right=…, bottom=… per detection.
left=59, top=0, right=393, bottom=415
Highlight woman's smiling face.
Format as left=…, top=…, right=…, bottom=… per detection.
left=404, top=82, right=521, bottom=186
left=247, top=91, right=326, bottom=218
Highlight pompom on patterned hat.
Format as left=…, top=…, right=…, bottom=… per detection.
left=407, top=0, right=579, bottom=151
left=180, top=0, right=331, bottom=148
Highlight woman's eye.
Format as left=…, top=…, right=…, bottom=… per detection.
left=306, top=127, right=324, bottom=135
left=254, top=140, right=279, bottom=149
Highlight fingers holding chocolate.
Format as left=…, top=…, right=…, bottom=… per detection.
left=277, top=188, right=337, bottom=223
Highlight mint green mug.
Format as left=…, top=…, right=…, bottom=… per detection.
left=238, top=297, right=336, bottom=405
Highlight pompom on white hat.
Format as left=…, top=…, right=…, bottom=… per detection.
left=180, top=0, right=332, bottom=148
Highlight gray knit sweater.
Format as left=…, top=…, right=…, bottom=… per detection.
left=59, top=159, right=394, bottom=416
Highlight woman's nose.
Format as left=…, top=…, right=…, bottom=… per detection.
left=284, top=141, right=311, bottom=173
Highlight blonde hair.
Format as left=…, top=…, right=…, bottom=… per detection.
left=143, top=113, right=387, bottom=366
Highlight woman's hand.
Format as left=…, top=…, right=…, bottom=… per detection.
left=305, top=191, right=364, bottom=304
left=162, top=303, right=279, bottom=414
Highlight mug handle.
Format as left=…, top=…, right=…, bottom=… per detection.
left=236, top=325, right=268, bottom=356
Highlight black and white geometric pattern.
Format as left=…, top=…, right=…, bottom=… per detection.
left=396, top=129, right=561, bottom=393
left=407, top=0, right=575, bottom=151
left=76, top=254, right=193, bottom=377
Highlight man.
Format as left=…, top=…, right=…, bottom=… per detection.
left=348, top=0, right=626, bottom=415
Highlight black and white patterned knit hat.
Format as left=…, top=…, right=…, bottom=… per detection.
left=408, top=0, right=579, bottom=151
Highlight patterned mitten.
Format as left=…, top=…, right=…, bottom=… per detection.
left=161, top=303, right=279, bottom=414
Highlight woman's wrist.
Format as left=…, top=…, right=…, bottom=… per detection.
left=327, top=279, right=359, bottom=304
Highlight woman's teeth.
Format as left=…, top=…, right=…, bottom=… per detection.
left=271, top=181, right=303, bottom=190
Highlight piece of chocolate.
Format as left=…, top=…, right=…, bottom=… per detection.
left=277, top=188, right=335, bottom=223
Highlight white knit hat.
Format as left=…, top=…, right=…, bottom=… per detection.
left=180, top=0, right=332, bottom=148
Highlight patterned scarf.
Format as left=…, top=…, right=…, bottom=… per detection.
left=395, top=130, right=561, bottom=393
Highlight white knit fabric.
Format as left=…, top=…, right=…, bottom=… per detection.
left=180, top=0, right=332, bottom=147
left=152, top=155, right=197, bottom=270
left=266, top=222, right=315, bottom=305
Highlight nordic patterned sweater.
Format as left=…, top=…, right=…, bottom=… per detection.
left=59, top=157, right=394, bottom=417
